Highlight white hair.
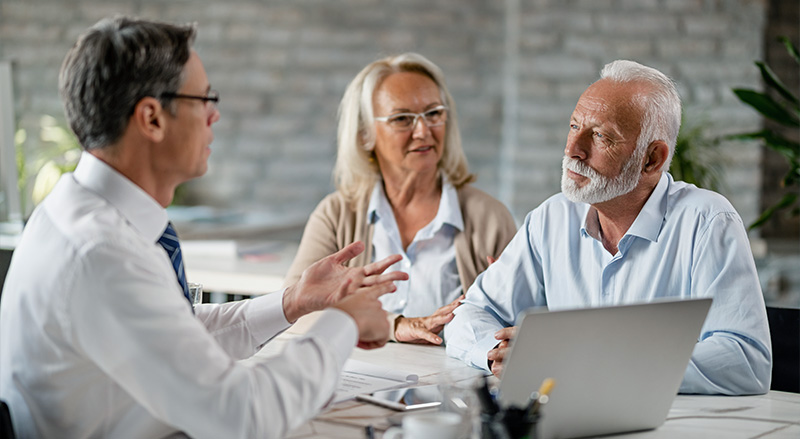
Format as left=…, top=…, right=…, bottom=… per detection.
left=600, top=60, right=682, bottom=171
left=334, top=52, right=474, bottom=203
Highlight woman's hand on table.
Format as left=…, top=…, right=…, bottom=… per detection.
left=393, top=294, right=464, bottom=345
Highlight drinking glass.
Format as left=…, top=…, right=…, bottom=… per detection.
left=188, top=282, right=203, bottom=308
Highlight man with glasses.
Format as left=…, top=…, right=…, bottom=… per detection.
left=0, top=16, right=407, bottom=439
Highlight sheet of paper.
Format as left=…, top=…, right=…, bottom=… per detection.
left=332, top=359, right=418, bottom=403
left=343, top=359, right=418, bottom=382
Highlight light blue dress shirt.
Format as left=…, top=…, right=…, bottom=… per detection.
left=444, top=173, right=771, bottom=395
left=369, top=178, right=464, bottom=318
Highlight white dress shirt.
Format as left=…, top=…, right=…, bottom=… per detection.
left=445, top=173, right=771, bottom=395
left=0, top=153, right=357, bottom=439
left=369, top=178, right=463, bottom=318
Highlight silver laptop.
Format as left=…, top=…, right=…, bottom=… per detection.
left=497, top=298, right=712, bottom=439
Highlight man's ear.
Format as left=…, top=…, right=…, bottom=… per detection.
left=131, top=97, right=167, bottom=143
left=643, top=140, right=669, bottom=175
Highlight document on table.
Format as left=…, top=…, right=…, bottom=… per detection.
left=333, top=359, right=418, bottom=403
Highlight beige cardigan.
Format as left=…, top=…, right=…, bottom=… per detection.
left=286, top=184, right=516, bottom=287
left=284, top=184, right=517, bottom=338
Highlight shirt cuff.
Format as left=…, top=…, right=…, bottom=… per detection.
left=387, top=311, right=400, bottom=342
left=305, top=308, right=358, bottom=366
left=471, top=334, right=502, bottom=372
left=244, top=289, right=291, bottom=344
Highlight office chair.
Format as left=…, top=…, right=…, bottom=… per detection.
left=0, top=400, right=16, bottom=439
left=767, top=306, right=800, bottom=393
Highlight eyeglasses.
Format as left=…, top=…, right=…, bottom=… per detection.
left=160, top=90, right=219, bottom=109
left=374, top=105, right=448, bottom=132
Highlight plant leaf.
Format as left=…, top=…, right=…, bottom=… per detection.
left=732, top=89, right=800, bottom=127
left=749, top=192, right=798, bottom=230
left=727, top=129, right=800, bottom=158
left=780, top=36, right=800, bottom=65
left=756, top=61, right=799, bottom=107
left=783, top=162, right=800, bottom=187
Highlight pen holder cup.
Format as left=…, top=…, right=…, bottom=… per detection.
left=481, top=408, right=540, bottom=439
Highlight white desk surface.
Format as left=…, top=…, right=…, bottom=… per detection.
left=183, top=241, right=800, bottom=437
left=252, top=315, right=800, bottom=439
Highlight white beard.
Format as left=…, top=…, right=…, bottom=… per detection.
left=561, top=147, right=646, bottom=204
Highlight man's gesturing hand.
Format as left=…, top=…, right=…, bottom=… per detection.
left=282, top=241, right=408, bottom=323
left=333, top=283, right=395, bottom=349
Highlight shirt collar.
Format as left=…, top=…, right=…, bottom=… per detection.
left=625, top=172, right=670, bottom=242
left=73, top=152, right=168, bottom=243
left=367, top=181, right=383, bottom=224
left=367, top=176, right=464, bottom=232
left=439, top=179, right=464, bottom=231
left=581, top=172, right=670, bottom=243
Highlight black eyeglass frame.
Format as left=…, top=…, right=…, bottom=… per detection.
left=160, top=90, right=220, bottom=106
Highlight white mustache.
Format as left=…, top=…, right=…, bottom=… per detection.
left=563, top=157, right=600, bottom=180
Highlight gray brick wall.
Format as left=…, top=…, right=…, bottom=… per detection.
left=1, top=0, right=766, bottom=231
left=509, top=0, right=766, bottom=225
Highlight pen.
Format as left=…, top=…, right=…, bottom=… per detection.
left=364, top=424, right=374, bottom=439
left=528, top=378, right=555, bottom=416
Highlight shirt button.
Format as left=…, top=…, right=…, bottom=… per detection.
left=403, top=260, right=411, bottom=269
left=399, top=299, right=407, bottom=307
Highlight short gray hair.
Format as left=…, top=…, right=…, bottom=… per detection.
left=334, top=52, right=474, bottom=203
left=59, top=16, right=196, bottom=151
left=600, top=60, right=682, bottom=171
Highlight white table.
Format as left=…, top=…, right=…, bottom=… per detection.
left=180, top=239, right=800, bottom=438
left=253, top=320, right=800, bottom=439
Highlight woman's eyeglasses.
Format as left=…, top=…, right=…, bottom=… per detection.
left=374, top=105, right=448, bottom=132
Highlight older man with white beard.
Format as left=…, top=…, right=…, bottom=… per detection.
left=444, top=60, right=771, bottom=396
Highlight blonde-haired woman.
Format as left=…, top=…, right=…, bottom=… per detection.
left=285, top=53, right=516, bottom=344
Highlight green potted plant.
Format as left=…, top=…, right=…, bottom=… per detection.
left=729, top=36, right=799, bottom=230
left=670, top=115, right=725, bottom=193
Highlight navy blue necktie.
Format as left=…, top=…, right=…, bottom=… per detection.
left=157, top=222, right=192, bottom=308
